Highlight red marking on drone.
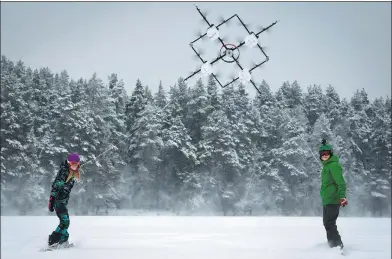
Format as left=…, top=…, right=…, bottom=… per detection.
left=219, top=43, right=240, bottom=63
left=222, top=43, right=237, bottom=49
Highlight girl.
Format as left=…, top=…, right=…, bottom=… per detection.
left=47, top=152, right=81, bottom=247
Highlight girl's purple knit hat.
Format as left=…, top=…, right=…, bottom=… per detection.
left=67, top=152, right=80, bottom=163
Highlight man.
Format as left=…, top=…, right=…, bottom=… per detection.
left=47, top=152, right=81, bottom=247
left=319, top=139, right=348, bottom=250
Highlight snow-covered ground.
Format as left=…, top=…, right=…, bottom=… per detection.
left=1, top=216, right=390, bottom=259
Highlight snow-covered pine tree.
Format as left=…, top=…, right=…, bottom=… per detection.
left=206, top=74, right=221, bottom=112
left=199, top=105, right=240, bottom=216
left=108, top=73, right=128, bottom=117
left=154, top=81, right=167, bottom=109
left=348, top=90, right=373, bottom=170
left=270, top=106, right=311, bottom=215
left=125, top=79, right=147, bottom=132
left=248, top=80, right=289, bottom=215
left=124, top=102, right=164, bottom=210
left=145, top=85, right=154, bottom=104
left=276, top=80, right=303, bottom=109
left=324, top=84, right=342, bottom=130
left=89, top=74, right=127, bottom=212
left=304, top=84, right=325, bottom=128
left=1, top=57, right=40, bottom=213
left=366, top=97, right=392, bottom=216
left=186, top=78, right=209, bottom=147
left=160, top=81, right=199, bottom=214
left=161, top=115, right=199, bottom=214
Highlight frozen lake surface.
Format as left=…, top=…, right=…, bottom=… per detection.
left=1, top=216, right=390, bottom=259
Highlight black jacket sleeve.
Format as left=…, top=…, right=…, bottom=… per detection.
left=50, top=162, right=68, bottom=198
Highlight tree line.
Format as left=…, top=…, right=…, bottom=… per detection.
left=1, top=55, right=390, bottom=217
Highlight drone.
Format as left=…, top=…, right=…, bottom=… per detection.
left=184, top=5, right=278, bottom=95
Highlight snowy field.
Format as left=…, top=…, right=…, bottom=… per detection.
left=1, top=216, right=390, bottom=259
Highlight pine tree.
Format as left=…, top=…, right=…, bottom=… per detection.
left=206, top=74, right=221, bottom=112
left=366, top=97, right=392, bottom=216
left=186, top=78, right=209, bottom=146
left=154, top=81, right=167, bottom=109
left=125, top=103, right=164, bottom=210
left=231, top=84, right=255, bottom=170
left=1, top=57, right=36, bottom=211
left=160, top=81, right=199, bottom=213
left=348, top=90, right=373, bottom=170
left=108, top=73, right=128, bottom=117
left=161, top=115, right=198, bottom=214
left=276, top=80, right=303, bottom=109
left=176, top=78, right=190, bottom=123
left=145, top=85, right=154, bottom=104
left=304, top=84, right=325, bottom=127
left=270, top=106, right=311, bottom=215
left=199, top=108, right=240, bottom=215
left=125, top=79, right=147, bottom=132
left=324, top=84, right=342, bottom=129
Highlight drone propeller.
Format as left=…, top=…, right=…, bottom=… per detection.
left=249, top=57, right=269, bottom=74
left=256, top=25, right=266, bottom=33
left=202, top=10, right=210, bottom=19
left=234, top=35, right=245, bottom=45
left=198, top=48, right=206, bottom=57
left=196, top=8, right=212, bottom=27
left=190, top=48, right=207, bottom=63
left=217, top=15, right=226, bottom=25
left=214, top=71, right=222, bottom=79
left=191, top=53, right=201, bottom=62
left=255, top=21, right=279, bottom=37
left=219, top=35, right=230, bottom=45
left=249, top=60, right=259, bottom=69
left=222, top=68, right=240, bottom=84
left=217, top=15, right=235, bottom=28
left=258, top=45, right=269, bottom=53
left=256, top=45, right=271, bottom=61
left=235, top=18, right=252, bottom=34
left=229, top=71, right=237, bottom=80
left=193, top=29, right=205, bottom=39
left=184, top=67, right=201, bottom=82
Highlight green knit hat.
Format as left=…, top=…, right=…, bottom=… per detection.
left=319, top=139, right=333, bottom=153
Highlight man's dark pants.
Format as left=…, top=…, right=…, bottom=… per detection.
left=323, top=204, right=343, bottom=247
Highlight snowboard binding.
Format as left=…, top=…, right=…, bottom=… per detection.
left=48, top=231, right=68, bottom=245
left=48, top=231, right=62, bottom=246
left=41, top=232, right=73, bottom=252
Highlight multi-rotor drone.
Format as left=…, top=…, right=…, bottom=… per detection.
left=184, top=6, right=278, bottom=95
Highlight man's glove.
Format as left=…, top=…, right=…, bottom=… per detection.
left=340, top=198, right=348, bottom=207
left=48, top=196, right=55, bottom=212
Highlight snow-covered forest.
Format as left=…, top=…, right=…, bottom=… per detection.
left=1, top=55, right=391, bottom=217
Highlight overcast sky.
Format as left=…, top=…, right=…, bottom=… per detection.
left=1, top=2, right=391, bottom=100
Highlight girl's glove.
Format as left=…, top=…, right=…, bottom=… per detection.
left=48, top=196, right=55, bottom=212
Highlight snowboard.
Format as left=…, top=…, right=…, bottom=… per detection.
left=39, top=241, right=75, bottom=252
